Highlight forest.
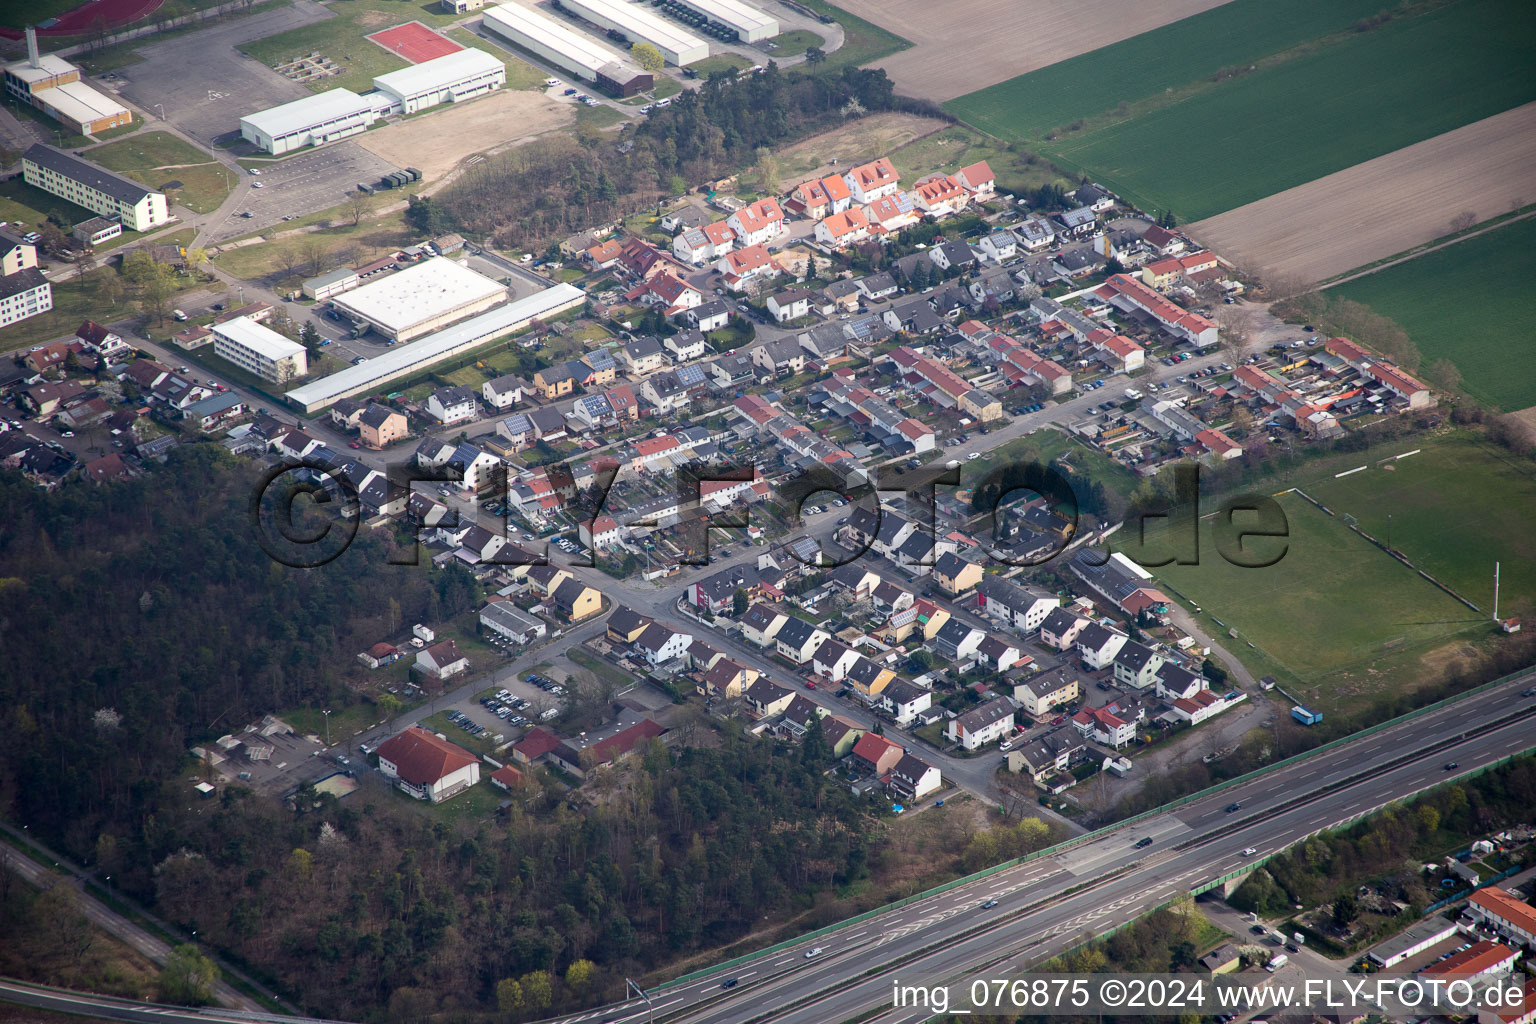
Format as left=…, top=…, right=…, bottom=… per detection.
left=409, top=64, right=943, bottom=248
left=0, top=451, right=898, bottom=1019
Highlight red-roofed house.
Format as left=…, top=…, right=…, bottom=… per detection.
left=550, top=719, right=666, bottom=777
left=842, top=157, right=900, bottom=204
left=850, top=732, right=903, bottom=775
left=357, top=642, right=401, bottom=669
left=512, top=726, right=562, bottom=765
left=489, top=764, right=527, bottom=791
left=81, top=453, right=131, bottom=483
left=1470, top=887, right=1536, bottom=948
left=815, top=207, right=872, bottom=249
left=376, top=727, right=480, bottom=802
left=727, top=197, right=786, bottom=247
left=1479, top=977, right=1536, bottom=1024
left=585, top=239, right=623, bottom=269
left=913, top=174, right=968, bottom=216
left=1072, top=704, right=1138, bottom=748
left=716, top=243, right=777, bottom=292
left=1195, top=428, right=1243, bottom=462
left=626, top=270, right=703, bottom=315
left=1424, top=940, right=1519, bottom=985
left=955, top=161, right=995, bottom=195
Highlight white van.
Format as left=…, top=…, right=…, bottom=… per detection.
left=172, top=309, right=189, bottom=321
left=1124, top=387, right=1142, bottom=400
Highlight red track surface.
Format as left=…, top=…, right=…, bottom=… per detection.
left=366, top=21, right=462, bottom=64
left=1, top=0, right=165, bottom=39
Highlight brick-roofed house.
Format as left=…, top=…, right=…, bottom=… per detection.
left=1469, top=887, right=1536, bottom=948
left=512, top=726, right=562, bottom=765
left=375, top=726, right=480, bottom=802
left=488, top=764, right=528, bottom=792
left=357, top=642, right=401, bottom=669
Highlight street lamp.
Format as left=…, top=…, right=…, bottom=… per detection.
left=322, top=709, right=332, bottom=746
left=624, top=979, right=653, bottom=1024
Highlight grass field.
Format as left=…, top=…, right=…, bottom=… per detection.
left=887, top=124, right=1070, bottom=200
left=787, top=0, right=908, bottom=73
left=88, top=131, right=236, bottom=214
left=1331, top=218, right=1536, bottom=411
left=1036, top=0, right=1536, bottom=221
left=945, top=0, right=1392, bottom=143
left=1131, top=492, right=1480, bottom=695
left=765, top=29, right=824, bottom=56
left=445, top=27, right=546, bottom=88
left=690, top=53, right=752, bottom=76
left=240, top=0, right=474, bottom=94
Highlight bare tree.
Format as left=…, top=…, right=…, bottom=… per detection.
left=347, top=190, right=368, bottom=227
left=1449, top=210, right=1477, bottom=234
left=1215, top=306, right=1252, bottom=360
left=275, top=246, right=299, bottom=279
left=301, top=237, right=327, bottom=277
left=1258, top=269, right=1315, bottom=301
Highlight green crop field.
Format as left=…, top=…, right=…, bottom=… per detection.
left=1040, top=0, right=1536, bottom=221
left=1332, top=218, right=1536, bottom=412
left=944, top=0, right=1391, bottom=142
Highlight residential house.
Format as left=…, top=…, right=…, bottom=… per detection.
left=416, top=639, right=469, bottom=682
left=850, top=732, right=903, bottom=775
left=976, top=577, right=1060, bottom=633
left=912, top=174, right=968, bottom=217
left=716, top=243, right=777, bottom=292
left=879, top=678, right=932, bottom=727
left=933, top=551, right=983, bottom=595
left=888, top=753, right=942, bottom=802
left=672, top=221, right=737, bottom=265
left=75, top=320, right=130, bottom=360
left=627, top=270, right=703, bottom=314
left=844, top=656, right=896, bottom=699
left=1112, top=640, right=1165, bottom=690
left=1468, top=887, right=1536, bottom=949
left=426, top=385, right=479, bottom=426
left=551, top=577, right=602, bottom=622
left=976, top=229, right=1017, bottom=264
left=687, top=298, right=731, bottom=332
left=788, top=175, right=852, bottom=218
left=700, top=658, right=757, bottom=698
left=946, top=699, right=1015, bottom=750
left=810, top=639, right=861, bottom=683
left=932, top=618, right=984, bottom=662
left=511, top=726, right=562, bottom=765
left=633, top=622, right=693, bottom=667
left=375, top=727, right=480, bottom=802
left=664, top=329, right=708, bottom=363
left=480, top=601, right=547, bottom=644
left=481, top=374, right=527, bottom=412
left=1072, top=698, right=1144, bottom=749
left=1009, top=731, right=1086, bottom=784
left=955, top=160, right=995, bottom=195
left=1014, top=668, right=1079, bottom=719
left=606, top=606, right=654, bottom=643
left=1038, top=607, right=1089, bottom=651
left=532, top=363, right=579, bottom=399
left=726, top=197, right=786, bottom=247
left=359, top=404, right=408, bottom=448
left=744, top=677, right=795, bottom=717
left=842, top=157, right=900, bottom=204
left=774, top=617, right=829, bottom=665
left=1075, top=622, right=1128, bottom=670
left=752, top=337, right=808, bottom=377
left=767, top=288, right=815, bottom=324
left=814, top=207, right=872, bottom=249
left=928, top=239, right=976, bottom=272
left=358, top=642, right=401, bottom=669
left=975, top=635, right=1025, bottom=672
left=739, top=602, right=789, bottom=647
left=619, top=336, right=667, bottom=376
left=858, top=271, right=899, bottom=301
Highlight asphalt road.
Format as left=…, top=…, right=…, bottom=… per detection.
left=540, top=673, right=1536, bottom=1024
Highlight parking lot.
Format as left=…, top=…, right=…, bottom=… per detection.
left=434, top=662, right=569, bottom=742
left=207, top=144, right=401, bottom=242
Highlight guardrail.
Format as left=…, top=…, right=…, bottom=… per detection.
left=655, top=665, right=1536, bottom=990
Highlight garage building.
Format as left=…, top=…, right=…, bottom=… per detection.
left=332, top=257, right=507, bottom=342
left=670, top=0, right=777, bottom=43
left=239, top=89, right=379, bottom=155
left=481, top=3, right=653, bottom=96
left=373, top=48, right=506, bottom=114
left=558, top=0, right=708, bottom=66
left=286, top=282, right=585, bottom=412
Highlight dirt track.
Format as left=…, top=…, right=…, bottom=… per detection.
left=832, top=0, right=1235, bottom=101
left=1186, top=103, right=1536, bottom=286
left=356, top=91, right=572, bottom=184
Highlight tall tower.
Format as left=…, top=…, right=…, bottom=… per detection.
left=26, top=26, right=41, bottom=69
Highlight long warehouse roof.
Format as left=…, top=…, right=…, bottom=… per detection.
left=481, top=2, right=628, bottom=74
left=332, top=257, right=506, bottom=333
left=372, top=47, right=504, bottom=98
left=240, top=88, right=373, bottom=137
left=284, top=283, right=585, bottom=408
left=677, top=0, right=776, bottom=35
left=561, top=0, right=706, bottom=57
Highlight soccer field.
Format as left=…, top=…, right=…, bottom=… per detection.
left=1132, top=493, right=1479, bottom=691
left=1032, top=0, right=1536, bottom=221
left=1331, top=217, right=1536, bottom=412
left=944, top=0, right=1388, bottom=142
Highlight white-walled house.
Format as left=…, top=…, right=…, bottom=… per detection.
left=375, top=727, right=480, bottom=802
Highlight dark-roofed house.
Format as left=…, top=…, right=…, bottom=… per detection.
left=744, top=677, right=795, bottom=717
left=1014, top=668, right=1079, bottom=718
left=946, top=698, right=1014, bottom=750
left=551, top=577, right=602, bottom=622
left=1112, top=640, right=1165, bottom=690
left=634, top=622, right=693, bottom=667
left=549, top=719, right=666, bottom=778
left=607, top=606, right=654, bottom=643
left=975, top=635, right=1024, bottom=672
left=739, top=602, right=789, bottom=647
left=888, top=753, right=941, bottom=802
left=480, top=602, right=547, bottom=644
left=415, top=639, right=469, bottom=682
left=933, top=551, right=983, bottom=595
left=375, top=727, right=480, bottom=802
left=932, top=618, right=984, bottom=662
left=1075, top=622, right=1128, bottom=670
left=1008, top=730, right=1086, bottom=785
left=1038, top=606, right=1089, bottom=651
left=23, top=144, right=168, bottom=232
left=774, top=617, right=829, bottom=665
left=977, top=577, right=1061, bottom=633
left=879, top=678, right=932, bottom=727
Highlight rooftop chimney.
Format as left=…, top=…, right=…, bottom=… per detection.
left=26, top=26, right=40, bottom=69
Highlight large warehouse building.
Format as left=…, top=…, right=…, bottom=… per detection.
left=558, top=0, right=708, bottom=66
left=671, top=0, right=777, bottom=43
left=372, top=48, right=506, bottom=114
left=21, top=145, right=169, bottom=232
left=285, top=283, right=586, bottom=412
left=331, top=257, right=508, bottom=342
left=481, top=3, right=653, bottom=96
left=212, top=317, right=309, bottom=384
left=239, top=89, right=380, bottom=155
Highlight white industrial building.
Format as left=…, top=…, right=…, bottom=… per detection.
left=372, top=48, right=506, bottom=114
left=671, top=0, right=777, bottom=43
left=211, top=317, right=308, bottom=384
left=22, top=145, right=169, bottom=232
left=558, top=0, right=708, bottom=66
left=285, top=282, right=585, bottom=412
left=480, top=3, right=653, bottom=95
left=239, top=89, right=378, bottom=155
left=332, top=257, right=507, bottom=342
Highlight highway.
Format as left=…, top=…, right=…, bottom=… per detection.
left=536, top=672, right=1536, bottom=1024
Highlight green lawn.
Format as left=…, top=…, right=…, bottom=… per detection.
left=976, top=428, right=1141, bottom=506
left=1331, top=217, right=1536, bottom=411
left=576, top=104, right=628, bottom=131
left=567, top=649, right=633, bottom=690
left=87, top=131, right=236, bottom=214
left=445, top=27, right=546, bottom=89
left=1036, top=0, right=1536, bottom=221
left=1125, top=492, right=1481, bottom=703
left=690, top=53, right=752, bottom=76
left=887, top=124, right=1070, bottom=200
left=787, top=0, right=908, bottom=73
left=764, top=29, right=824, bottom=56
left=944, top=0, right=1395, bottom=142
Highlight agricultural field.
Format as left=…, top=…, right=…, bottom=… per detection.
left=1330, top=217, right=1536, bottom=412
left=1037, top=0, right=1536, bottom=221
left=87, top=131, right=236, bottom=214
left=945, top=0, right=1392, bottom=142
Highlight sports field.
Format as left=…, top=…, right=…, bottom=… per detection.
left=1040, top=0, right=1536, bottom=221
left=368, top=22, right=461, bottom=64
left=1132, top=492, right=1479, bottom=694
left=945, top=0, right=1390, bottom=142
left=1330, top=217, right=1536, bottom=412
